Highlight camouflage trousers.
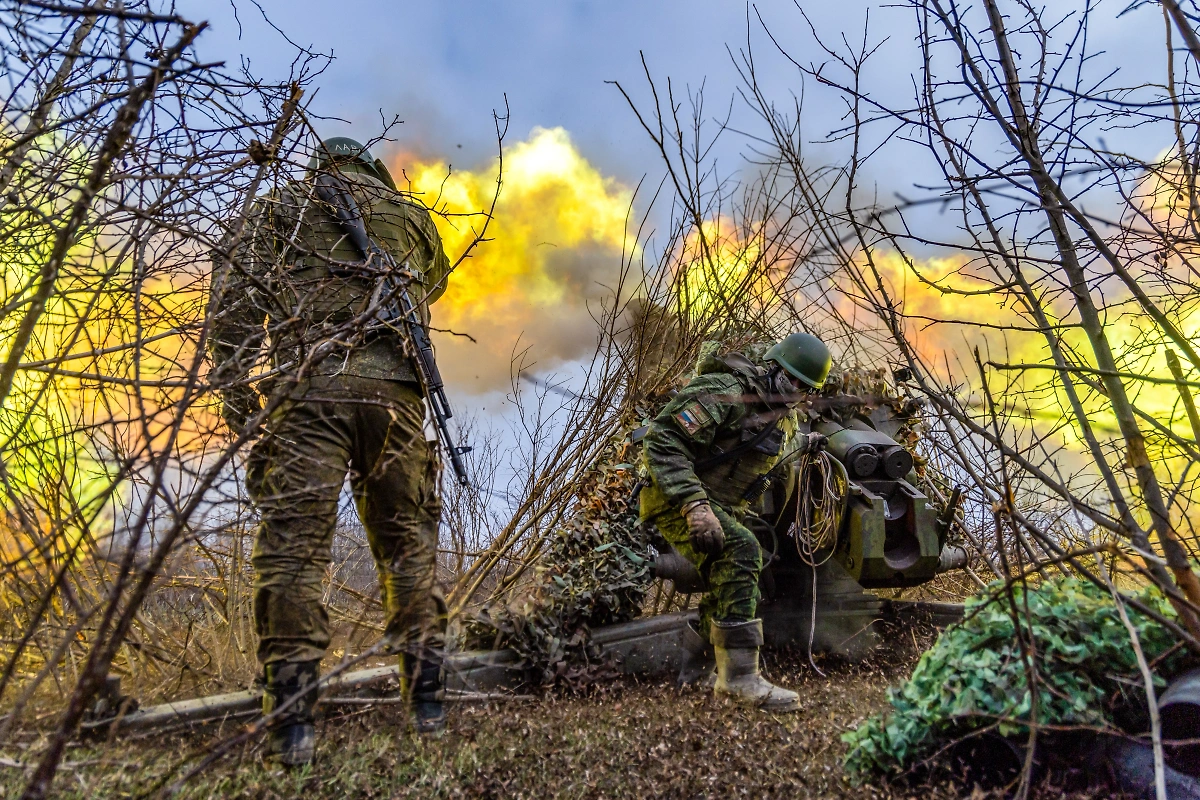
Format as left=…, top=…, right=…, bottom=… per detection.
left=650, top=504, right=763, bottom=640
left=247, top=374, right=445, bottom=666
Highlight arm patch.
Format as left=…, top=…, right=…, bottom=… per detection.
left=673, top=400, right=714, bottom=435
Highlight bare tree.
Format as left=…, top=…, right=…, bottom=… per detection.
left=0, top=2, right=330, bottom=794
left=657, top=0, right=1200, bottom=794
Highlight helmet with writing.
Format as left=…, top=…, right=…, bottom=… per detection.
left=307, top=136, right=376, bottom=172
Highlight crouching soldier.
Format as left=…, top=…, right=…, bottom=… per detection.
left=639, top=333, right=831, bottom=710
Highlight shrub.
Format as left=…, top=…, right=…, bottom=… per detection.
left=843, top=574, right=1196, bottom=780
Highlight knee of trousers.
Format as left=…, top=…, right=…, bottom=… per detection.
left=379, top=572, right=438, bottom=617
left=374, top=530, right=437, bottom=595
left=251, top=552, right=329, bottom=590
left=251, top=508, right=338, bottom=567
left=714, top=521, right=764, bottom=576
left=252, top=500, right=342, bottom=546
left=253, top=587, right=332, bottom=664
left=371, top=526, right=438, bottom=574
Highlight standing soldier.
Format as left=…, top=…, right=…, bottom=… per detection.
left=639, top=333, right=831, bottom=711
left=209, top=136, right=453, bottom=765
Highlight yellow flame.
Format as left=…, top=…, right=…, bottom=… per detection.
left=6, top=120, right=1194, bottom=547
left=673, top=219, right=768, bottom=319
left=852, top=248, right=1200, bottom=459
left=0, top=194, right=115, bottom=545
left=395, top=127, right=635, bottom=390
left=0, top=136, right=217, bottom=547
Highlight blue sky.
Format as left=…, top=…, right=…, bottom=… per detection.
left=176, top=0, right=1171, bottom=218
left=177, top=1, right=932, bottom=187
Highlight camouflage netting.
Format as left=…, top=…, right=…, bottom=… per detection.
left=843, top=574, right=1199, bottom=782
left=459, top=431, right=657, bottom=687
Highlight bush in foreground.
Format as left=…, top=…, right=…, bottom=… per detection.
left=843, top=573, right=1196, bottom=781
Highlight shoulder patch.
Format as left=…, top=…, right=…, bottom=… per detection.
left=673, top=400, right=714, bottom=435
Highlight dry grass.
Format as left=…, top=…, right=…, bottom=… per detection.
left=0, top=629, right=1115, bottom=799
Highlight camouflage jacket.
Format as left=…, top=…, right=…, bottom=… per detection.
left=640, top=354, right=797, bottom=519
left=209, top=163, right=451, bottom=385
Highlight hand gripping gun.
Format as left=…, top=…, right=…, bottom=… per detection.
left=312, top=172, right=471, bottom=486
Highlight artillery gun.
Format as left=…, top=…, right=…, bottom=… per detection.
left=652, top=376, right=968, bottom=658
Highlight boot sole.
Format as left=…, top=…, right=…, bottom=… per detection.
left=416, top=721, right=447, bottom=738
left=758, top=699, right=801, bottom=712
left=715, top=689, right=800, bottom=712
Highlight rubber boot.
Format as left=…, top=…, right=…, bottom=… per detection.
left=262, top=660, right=320, bottom=766
left=677, top=616, right=717, bottom=688
left=711, top=619, right=799, bottom=711
left=401, top=650, right=445, bottom=736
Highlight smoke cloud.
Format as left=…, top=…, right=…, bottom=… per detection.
left=394, top=127, right=635, bottom=393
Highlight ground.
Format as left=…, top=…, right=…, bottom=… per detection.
left=0, top=636, right=1113, bottom=799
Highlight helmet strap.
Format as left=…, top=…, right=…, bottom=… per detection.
left=763, top=366, right=795, bottom=406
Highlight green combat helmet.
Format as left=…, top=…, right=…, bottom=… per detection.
left=308, top=136, right=375, bottom=170
left=308, top=136, right=398, bottom=190
left=764, top=332, right=831, bottom=390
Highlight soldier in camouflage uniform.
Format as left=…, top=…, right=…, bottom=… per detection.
left=209, top=137, right=452, bottom=765
left=639, top=333, right=832, bottom=711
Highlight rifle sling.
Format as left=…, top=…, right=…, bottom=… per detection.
left=313, top=174, right=415, bottom=333
left=693, top=418, right=779, bottom=474
left=312, top=173, right=434, bottom=381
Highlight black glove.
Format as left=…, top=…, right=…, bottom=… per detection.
left=683, top=500, right=724, bottom=554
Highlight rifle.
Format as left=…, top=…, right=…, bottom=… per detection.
left=312, top=172, right=471, bottom=486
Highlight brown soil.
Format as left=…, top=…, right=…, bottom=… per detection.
left=0, top=637, right=1112, bottom=799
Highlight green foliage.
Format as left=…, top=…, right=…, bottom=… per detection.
left=843, top=574, right=1195, bottom=781
left=460, top=438, right=654, bottom=686
left=0, top=139, right=119, bottom=526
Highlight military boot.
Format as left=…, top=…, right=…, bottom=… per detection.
left=711, top=619, right=799, bottom=711
left=677, top=616, right=716, bottom=688
left=262, top=660, right=320, bottom=766
left=401, top=650, right=445, bottom=736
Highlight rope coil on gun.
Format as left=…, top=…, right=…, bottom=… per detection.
left=791, top=448, right=847, bottom=677
left=793, top=449, right=845, bottom=565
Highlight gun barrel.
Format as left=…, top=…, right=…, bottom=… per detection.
left=447, top=446, right=471, bottom=487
